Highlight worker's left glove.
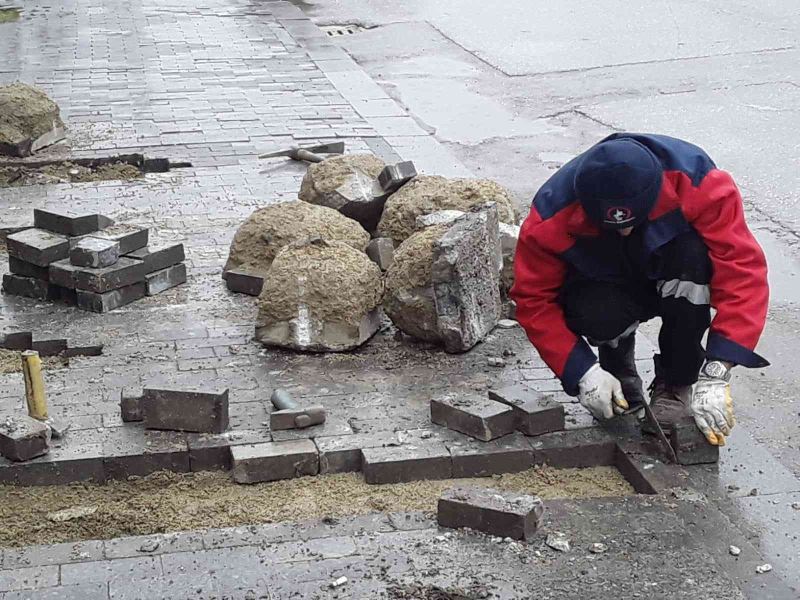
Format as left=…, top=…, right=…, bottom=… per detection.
left=691, top=376, right=735, bottom=446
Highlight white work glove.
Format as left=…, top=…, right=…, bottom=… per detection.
left=692, top=377, right=735, bottom=446
left=578, top=363, right=629, bottom=420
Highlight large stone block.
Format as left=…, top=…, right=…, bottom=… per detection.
left=361, top=443, right=452, bottom=484
left=76, top=281, right=145, bottom=312
left=488, top=384, right=565, bottom=437
left=145, top=263, right=187, bottom=296
left=232, top=440, right=319, bottom=483
left=33, top=209, right=113, bottom=237
left=255, top=238, right=383, bottom=352
left=0, top=83, right=65, bottom=157
left=430, top=392, right=516, bottom=441
left=69, top=237, right=119, bottom=268
left=6, top=228, right=69, bottom=267
left=437, top=486, right=544, bottom=541
left=0, top=416, right=51, bottom=462
left=431, top=204, right=502, bottom=352
left=142, top=388, right=229, bottom=434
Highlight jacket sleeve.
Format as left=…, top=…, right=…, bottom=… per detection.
left=510, top=212, right=597, bottom=395
left=683, top=169, right=769, bottom=367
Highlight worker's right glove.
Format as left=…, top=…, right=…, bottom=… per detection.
left=578, top=363, right=629, bottom=420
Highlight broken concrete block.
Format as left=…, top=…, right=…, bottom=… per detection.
left=232, top=439, right=319, bottom=483
left=0, top=83, right=65, bottom=157
left=145, top=263, right=187, bottom=296
left=6, top=228, right=69, bottom=267
left=142, top=388, right=229, bottom=434
left=361, top=443, right=452, bottom=484
left=33, top=209, right=113, bottom=237
left=91, top=224, right=149, bottom=254
left=120, top=389, right=144, bottom=422
left=0, top=415, right=51, bottom=462
left=126, top=243, right=185, bottom=274
left=447, top=434, right=534, bottom=478
left=1, top=274, right=52, bottom=300
left=8, top=256, right=50, bottom=281
left=255, top=238, right=383, bottom=352
left=438, top=486, right=544, bottom=541
left=0, top=331, right=32, bottom=350
left=431, top=204, right=503, bottom=353
left=50, top=256, right=147, bottom=293
left=270, top=405, right=326, bottom=431
left=415, top=210, right=465, bottom=230
left=430, top=393, right=516, bottom=442
left=670, top=420, right=719, bottom=465
left=315, top=432, right=401, bottom=474
left=488, top=384, right=565, bottom=437
left=76, top=281, right=146, bottom=313
left=225, top=270, right=264, bottom=296
left=378, top=161, right=417, bottom=194
left=365, top=237, right=394, bottom=271
left=69, top=237, right=120, bottom=268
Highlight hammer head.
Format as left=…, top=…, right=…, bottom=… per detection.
left=259, top=141, right=345, bottom=160
left=270, top=405, right=326, bottom=430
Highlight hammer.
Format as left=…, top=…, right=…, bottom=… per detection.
left=258, top=141, right=345, bottom=163
left=270, top=389, right=326, bottom=430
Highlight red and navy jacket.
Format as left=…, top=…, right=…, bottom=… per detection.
left=510, top=133, right=769, bottom=395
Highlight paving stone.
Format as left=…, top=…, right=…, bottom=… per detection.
left=1, top=436, right=105, bottom=486
left=361, top=442, right=452, bottom=484
left=30, top=338, right=67, bottom=357
left=430, top=392, right=516, bottom=441
left=50, top=256, right=147, bottom=293
left=488, top=384, right=565, bottom=436
left=102, top=426, right=189, bottom=480
left=0, top=416, right=51, bottom=462
left=232, top=439, right=319, bottom=483
left=70, top=237, right=120, bottom=268
left=33, top=209, right=113, bottom=237
left=529, top=429, right=617, bottom=468
left=446, top=433, right=534, bottom=477
left=0, top=565, right=60, bottom=594
left=125, top=243, right=185, bottom=274
left=119, top=389, right=143, bottom=422
left=670, top=419, right=720, bottom=465
left=60, top=555, right=161, bottom=586
left=224, top=269, right=264, bottom=296
left=104, top=531, right=204, bottom=560
left=8, top=256, right=50, bottom=281
left=365, top=237, right=394, bottom=270
left=6, top=228, right=69, bottom=267
left=64, top=344, right=104, bottom=358
left=76, top=281, right=146, bottom=313
left=144, top=262, right=187, bottom=296
left=7, top=272, right=59, bottom=301
left=438, top=485, right=544, bottom=540
left=0, top=331, right=32, bottom=350
left=142, top=388, right=229, bottom=434
left=2, top=582, right=109, bottom=600
left=431, top=204, right=502, bottom=352
left=91, top=224, right=149, bottom=254
left=315, top=431, right=401, bottom=474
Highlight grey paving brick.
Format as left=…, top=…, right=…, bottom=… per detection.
left=1, top=540, right=104, bottom=570
left=119, top=389, right=143, bottom=423
left=91, top=225, right=149, bottom=255
left=361, top=442, right=452, bottom=484
left=125, top=243, right=185, bottom=274
left=0, top=331, right=32, bottom=350
left=6, top=229, right=70, bottom=267
left=2, top=582, right=109, bottom=600
left=430, top=393, right=516, bottom=441
left=315, top=431, right=401, bottom=474
left=446, top=433, right=535, bottom=478
left=232, top=439, right=319, bottom=483
left=1, top=274, right=54, bottom=301
left=142, top=387, right=229, bottom=433
left=488, top=384, right=565, bottom=436
left=0, top=416, right=50, bottom=462
left=0, top=566, right=59, bottom=593
left=437, top=485, right=544, bottom=540
left=529, top=428, right=617, bottom=468
left=52, top=257, right=147, bottom=294
left=144, top=263, right=187, bottom=296
left=76, top=282, right=146, bottom=313
left=33, top=209, right=112, bottom=237
left=670, top=419, right=719, bottom=465
left=70, top=237, right=120, bottom=268
left=102, top=426, right=189, bottom=480
left=269, top=416, right=352, bottom=441
left=60, top=556, right=162, bottom=586
left=8, top=256, right=50, bottom=281
left=224, top=269, right=264, bottom=296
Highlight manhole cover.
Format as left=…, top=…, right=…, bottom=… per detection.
left=320, top=24, right=364, bottom=37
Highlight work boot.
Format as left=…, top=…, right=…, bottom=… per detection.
left=643, top=354, right=693, bottom=433
left=598, top=333, right=646, bottom=411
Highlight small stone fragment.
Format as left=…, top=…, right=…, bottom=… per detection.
left=44, top=417, right=70, bottom=439
left=546, top=532, right=571, bottom=552
left=487, top=357, right=505, bottom=367
left=729, top=545, right=741, bottom=557
left=755, top=564, right=772, bottom=574
left=496, top=319, right=518, bottom=329
left=46, top=506, right=97, bottom=522
left=70, top=237, right=120, bottom=268
left=589, top=542, right=607, bottom=554
left=791, top=502, right=800, bottom=510
left=139, top=539, right=160, bottom=553
left=329, top=576, right=348, bottom=589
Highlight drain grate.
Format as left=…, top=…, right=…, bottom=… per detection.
left=320, top=24, right=364, bottom=37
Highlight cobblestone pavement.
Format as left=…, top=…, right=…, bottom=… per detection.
left=0, top=1, right=796, bottom=598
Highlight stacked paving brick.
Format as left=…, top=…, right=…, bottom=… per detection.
left=2, top=209, right=186, bottom=312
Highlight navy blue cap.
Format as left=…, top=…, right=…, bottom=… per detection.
left=574, top=138, right=663, bottom=229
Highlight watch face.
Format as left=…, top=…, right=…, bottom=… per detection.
left=705, top=362, right=726, bottom=379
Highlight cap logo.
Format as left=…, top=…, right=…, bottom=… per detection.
left=605, top=206, right=635, bottom=225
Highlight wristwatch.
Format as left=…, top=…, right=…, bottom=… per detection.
left=702, top=360, right=732, bottom=381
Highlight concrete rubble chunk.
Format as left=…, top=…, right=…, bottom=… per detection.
left=431, top=393, right=516, bottom=441
left=488, top=384, right=565, bottom=437
left=0, top=415, right=52, bottom=462
left=33, top=209, right=113, bottom=237
left=361, top=443, right=452, bottom=484
left=431, top=204, right=503, bottom=353
left=232, top=439, right=319, bottom=484
left=0, top=83, right=66, bottom=157
left=6, top=228, right=70, bottom=267
left=437, top=486, right=544, bottom=541
left=255, top=238, right=384, bottom=352
left=225, top=269, right=264, bottom=296
left=670, top=419, right=719, bottom=465
left=142, top=388, right=229, bottom=434
left=70, top=237, right=120, bottom=268
left=225, top=200, right=369, bottom=277
left=145, top=263, right=187, bottom=296
left=126, top=243, right=185, bottom=274
left=365, top=237, right=394, bottom=271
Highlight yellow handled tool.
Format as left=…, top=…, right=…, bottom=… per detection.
left=21, top=350, right=48, bottom=420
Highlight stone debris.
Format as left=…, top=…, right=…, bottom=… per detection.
left=44, top=416, right=70, bottom=439
left=329, top=576, right=348, bottom=589
left=589, top=542, right=608, bottom=554
left=0, top=415, right=51, bottom=462
left=224, top=200, right=369, bottom=278
left=256, top=238, right=383, bottom=352
left=755, top=563, right=772, bottom=574
left=415, top=209, right=465, bottom=229
left=0, top=83, right=66, bottom=157
left=729, top=545, right=741, bottom=556
left=437, top=485, right=544, bottom=541
left=546, top=532, right=571, bottom=552
left=45, top=505, right=97, bottom=522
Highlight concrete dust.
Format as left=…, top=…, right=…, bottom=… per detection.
left=0, top=465, right=632, bottom=547
left=0, top=349, right=68, bottom=374
left=0, top=161, right=142, bottom=187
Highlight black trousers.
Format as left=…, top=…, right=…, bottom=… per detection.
left=561, top=231, right=712, bottom=386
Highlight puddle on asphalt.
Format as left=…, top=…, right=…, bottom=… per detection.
left=0, top=7, right=21, bottom=23
left=0, top=466, right=633, bottom=547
